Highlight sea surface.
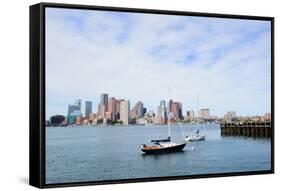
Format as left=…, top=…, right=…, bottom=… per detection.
left=46, top=124, right=271, bottom=184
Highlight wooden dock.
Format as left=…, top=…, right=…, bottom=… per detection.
left=220, top=121, right=272, bottom=137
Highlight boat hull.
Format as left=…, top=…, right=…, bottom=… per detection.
left=141, top=143, right=186, bottom=154
left=186, top=135, right=206, bottom=141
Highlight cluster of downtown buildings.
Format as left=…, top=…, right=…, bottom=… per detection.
left=46, top=93, right=272, bottom=127
left=61, top=93, right=191, bottom=126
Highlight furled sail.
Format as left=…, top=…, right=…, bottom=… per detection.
left=151, top=136, right=171, bottom=143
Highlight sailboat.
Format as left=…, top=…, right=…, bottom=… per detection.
left=185, top=95, right=206, bottom=142
left=141, top=112, right=187, bottom=154
left=186, top=124, right=206, bottom=141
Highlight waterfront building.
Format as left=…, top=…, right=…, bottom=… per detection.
left=76, top=116, right=85, bottom=125
left=157, top=100, right=167, bottom=124
left=70, top=110, right=82, bottom=117
left=85, top=101, right=92, bottom=118
left=186, top=110, right=195, bottom=119
left=152, top=116, right=160, bottom=124
left=143, top=110, right=155, bottom=124
left=75, top=99, right=81, bottom=110
left=156, top=107, right=162, bottom=124
left=160, top=100, right=167, bottom=119
left=147, top=110, right=155, bottom=117
left=142, top=107, right=147, bottom=115
left=120, top=100, right=130, bottom=125
left=67, top=99, right=82, bottom=124
left=115, top=99, right=124, bottom=120
left=68, top=110, right=82, bottom=124
left=67, top=115, right=76, bottom=124
left=83, top=119, right=90, bottom=125
left=89, top=113, right=97, bottom=124
left=130, top=101, right=144, bottom=119
left=98, top=104, right=106, bottom=119
left=98, top=93, right=108, bottom=119
left=224, top=111, right=236, bottom=122
left=63, top=117, right=68, bottom=125
left=100, top=93, right=108, bottom=110
left=251, top=116, right=263, bottom=122
left=199, top=108, right=210, bottom=119
left=108, top=97, right=117, bottom=121
left=130, top=109, right=138, bottom=119
left=135, top=101, right=144, bottom=118
left=67, top=104, right=80, bottom=116
left=168, top=100, right=183, bottom=120
left=186, top=110, right=192, bottom=118
left=160, top=100, right=166, bottom=108
left=105, top=111, right=112, bottom=120
left=263, top=113, right=271, bottom=121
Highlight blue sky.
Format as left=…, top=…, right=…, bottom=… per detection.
left=45, top=8, right=271, bottom=119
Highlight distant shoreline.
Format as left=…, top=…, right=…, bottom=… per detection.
left=45, top=123, right=219, bottom=128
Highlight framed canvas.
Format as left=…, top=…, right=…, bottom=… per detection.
left=29, top=2, right=274, bottom=188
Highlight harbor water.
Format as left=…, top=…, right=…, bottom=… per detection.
left=46, top=124, right=271, bottom=184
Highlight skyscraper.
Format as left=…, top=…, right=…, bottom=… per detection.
left=66, top=99, right=82, bottom=124
left=67, top=104, right=80, bottom=116
left=98, top=104, right=106, bottom=119
left=157, top=100, right=167, bottom=124
left=108, top=97, right=116, bottom=121
left=74, top=99, right=81, bottom=110
left=85, top=101, right=92, bottom=118
left=168, top=100, right=183, bottom=120
left=68, top=109, right=82, bottom=124
left=160, top=100, right=167, bottom=119
left=115, top=99, right=124, bottom=120
left=130, top=109, right=138, bottom=119
left=120, top=100, right=130, bottom=125
left=100, top=93, right=108, bottom=110
left=98, top=93, right=108, bottom=119
left=67, top=99, right=82, bottom=122
left=142, top=107, right=147, bottom=115
left=135, top=101, right=144, bottom=118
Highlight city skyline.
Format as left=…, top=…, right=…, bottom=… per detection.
left=51, top=94, right=269, bottom=120
left=46, top=92, right=271, bottom=127
left=46, top=8, right=271, bottom=119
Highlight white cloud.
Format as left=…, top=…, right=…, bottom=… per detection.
left=45, top=8, right=271, bottom=118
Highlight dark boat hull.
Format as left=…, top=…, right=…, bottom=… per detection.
left=141, top=143, right=186, bottom=154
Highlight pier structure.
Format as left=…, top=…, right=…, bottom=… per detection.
left=220, top=121, right=272, bottom=137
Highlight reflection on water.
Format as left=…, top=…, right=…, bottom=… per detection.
left=46, top=124, right=271, bottom=184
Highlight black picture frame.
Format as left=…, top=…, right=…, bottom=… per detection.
left=30, top=2, right=275, bottom=188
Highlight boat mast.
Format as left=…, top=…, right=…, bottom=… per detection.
left=168, top=111, right=171, bottom=138
left=197, top=95, right=199, bottom=119
left=167, top=86, right=171, bottom=139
